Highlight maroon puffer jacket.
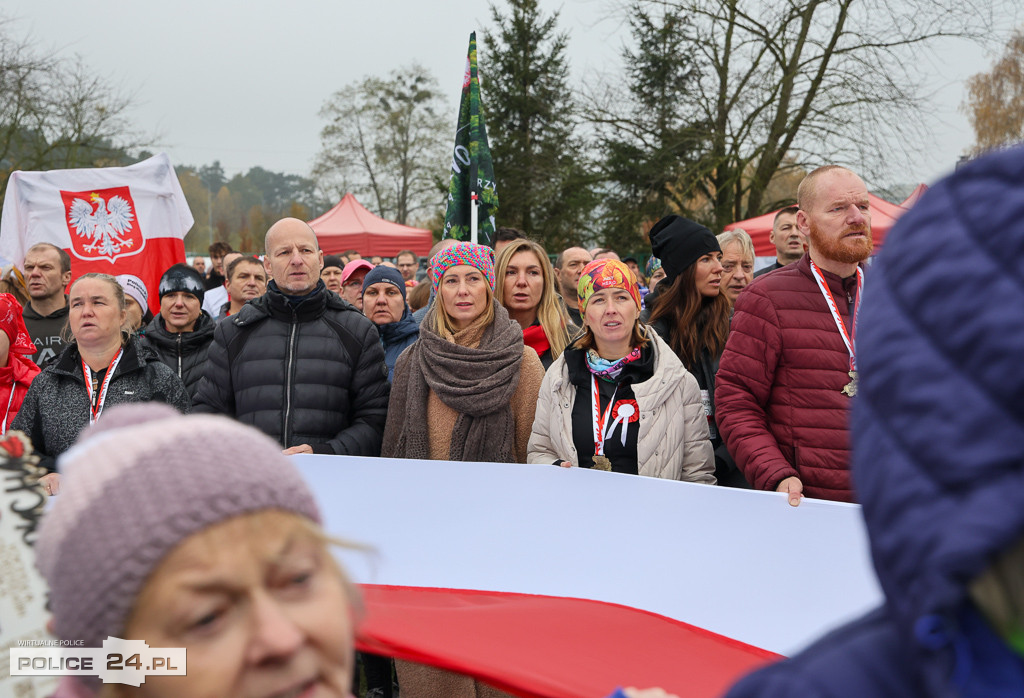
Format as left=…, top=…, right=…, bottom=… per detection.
left=715, top=255, right=861, bottom=502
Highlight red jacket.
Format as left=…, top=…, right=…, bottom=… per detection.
left=715, top=255, right=861, bottom=502
left=0, top=352, right=40, bottom=432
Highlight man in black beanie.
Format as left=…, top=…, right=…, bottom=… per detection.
left=142, top=264, right=216, bottom=399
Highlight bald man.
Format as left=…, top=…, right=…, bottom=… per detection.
left=717, top=166, right=873, bottom=504
left=194, top=218, right=390, bottom=456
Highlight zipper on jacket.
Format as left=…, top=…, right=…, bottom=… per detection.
left=176, top=334, right=183, bottom=377
left=283, top=314, right=298, bottom=447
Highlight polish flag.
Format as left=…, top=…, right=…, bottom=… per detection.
left=0, top=153, right=193, bottom=314
left=293, top=455, right=883, bottom=698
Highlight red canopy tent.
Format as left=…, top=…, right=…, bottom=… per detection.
left=723, top=191, right=921, bottom=257
left=307, top=193, right=433, bottom=257
left=900, top=183, right=929, bottom=208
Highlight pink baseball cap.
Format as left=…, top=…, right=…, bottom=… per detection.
left=341, top=259, right=374, bottom=286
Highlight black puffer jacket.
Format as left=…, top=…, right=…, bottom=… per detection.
left=140, top=312, right=216, bottom=399
left=11, top=337, right=191, bottom=472
left=193, top=280, right=390, bottom=455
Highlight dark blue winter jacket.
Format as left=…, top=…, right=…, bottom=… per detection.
left=727, top=147, right=1024, bottom=696
left=377, top=307, right=420, bottom=382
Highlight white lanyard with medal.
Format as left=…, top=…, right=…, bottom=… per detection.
left=591, top=376, right=618, bottom=471
left=82, top=348, right=124, bottom=425
left=809, top=261, right=862, bottom=397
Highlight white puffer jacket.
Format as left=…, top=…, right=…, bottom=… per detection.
left=528, top=331, right=716, bottom=483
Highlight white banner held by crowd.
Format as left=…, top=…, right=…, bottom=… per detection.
left=293, top=454, right=883, bottom=657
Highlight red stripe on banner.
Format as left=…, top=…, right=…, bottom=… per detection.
left=355, top=585, right=780, bottom=698
left=64, top=236, right=185, bottom=314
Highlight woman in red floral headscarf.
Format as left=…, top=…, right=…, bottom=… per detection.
left=0, top=292, right=41, bottom=432
left=528, top=259, right=714, bottom=482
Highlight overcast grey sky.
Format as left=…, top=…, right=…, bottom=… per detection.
left=9, top=0, right=1021, bottom=192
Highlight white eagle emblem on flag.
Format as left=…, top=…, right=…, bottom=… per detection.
left=61, top=186, right=145, bottom=263
left=68, top=193, right=136, bottom=256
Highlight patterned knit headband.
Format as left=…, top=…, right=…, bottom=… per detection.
left=430, top=242, right=496, bottom=293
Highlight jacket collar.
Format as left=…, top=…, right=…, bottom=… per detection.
left=51, top=336, right=146, bottom=381
left=234, top=280, right=351, bottom=326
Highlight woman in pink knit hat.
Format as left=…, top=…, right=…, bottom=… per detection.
left=35, top=404, right=358, bottom=698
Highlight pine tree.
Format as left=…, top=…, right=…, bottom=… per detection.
left=484, top=0, right=597, bottom=251
left=592, top=2, right=707, bottom=251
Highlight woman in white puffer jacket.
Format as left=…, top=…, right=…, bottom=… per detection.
left=527, top=259, right=714, bottom=483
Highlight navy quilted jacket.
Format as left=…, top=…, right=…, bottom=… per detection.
left=728, top=147, right=1024, bottom=695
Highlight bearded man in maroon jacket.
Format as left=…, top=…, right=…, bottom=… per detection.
left=715, top=165, right=873, bottom=505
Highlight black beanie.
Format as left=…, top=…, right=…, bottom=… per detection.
left=158, top=264, right=205, bottom=304
left=323, top=255, right=344, bottom=272
left=649, top=215, right=721, bottom=284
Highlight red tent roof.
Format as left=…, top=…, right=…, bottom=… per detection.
left=723, top=191, right=920, bottom=257
left=900, top=183, right=929, bottom=208
left=307, top=193, right=433, bottom=257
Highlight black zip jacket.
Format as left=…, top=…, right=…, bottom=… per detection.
left=192, top=281, right=390, bottom=455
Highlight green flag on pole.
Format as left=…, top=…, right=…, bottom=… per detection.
left=442, top=32, right=499, bottom=247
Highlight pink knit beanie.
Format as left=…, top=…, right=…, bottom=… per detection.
left=35, top=403, right=321, bottom=654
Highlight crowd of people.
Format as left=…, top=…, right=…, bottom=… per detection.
left=15, top=155, right=1023, bottom=697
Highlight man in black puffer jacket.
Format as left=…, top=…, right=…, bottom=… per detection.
left=142, top=264, right=216, bottom=399
left=193, top=218, right=390, bottom=456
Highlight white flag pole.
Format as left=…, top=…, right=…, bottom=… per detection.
left=470, top=194, right=479, bottom=244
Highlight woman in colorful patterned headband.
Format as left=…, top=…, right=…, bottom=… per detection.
left=528, top=258, right=715, bottom=481
left=382, top=241, right=545, bottom=696
left=383, top=241, right=545, bottom=465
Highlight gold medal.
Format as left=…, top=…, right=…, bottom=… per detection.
left=842, top=370, right=858, bottom=397
left=592, top=455, right=612, bottom=471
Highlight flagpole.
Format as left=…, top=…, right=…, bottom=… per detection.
left=470, top=195, right=478, bottom=244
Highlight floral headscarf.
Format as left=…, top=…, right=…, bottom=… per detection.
left=576, top=259, right=642, bottom=313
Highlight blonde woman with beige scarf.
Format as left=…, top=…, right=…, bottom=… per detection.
left=382, top=242, right=544, bottom=697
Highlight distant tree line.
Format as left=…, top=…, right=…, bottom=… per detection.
left=1, top=4, right=1014, bottom=261
left=176, top=161, right=325, bottom=254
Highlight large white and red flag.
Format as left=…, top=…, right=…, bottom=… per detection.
left=293, top=455, right=883, bottom=698
left=0, top=153, right=193, bottom=313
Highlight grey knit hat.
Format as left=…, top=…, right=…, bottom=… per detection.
left=35, top=403, right=320, bottom=654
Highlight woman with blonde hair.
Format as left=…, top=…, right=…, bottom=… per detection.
left=12, top=273, right=190, bottom=490
left=529, top=259, right=714, bottom=481
left=384, top=242, right=544, bottom=464
left=494, top=238, right=573, bottom=368
left=383, top=242, right=544, bottom=698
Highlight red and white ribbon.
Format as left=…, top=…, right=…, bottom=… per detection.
left=809, top=261, right=863, bottom=371
left=82, top=348, right=123, bottom=425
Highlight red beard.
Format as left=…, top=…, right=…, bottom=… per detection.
left=808, top=221, right=873, bottom=265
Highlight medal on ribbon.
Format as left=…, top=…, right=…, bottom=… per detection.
left=809, top=261, right=863, bottom=398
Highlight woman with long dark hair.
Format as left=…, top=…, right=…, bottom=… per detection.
left=644, top=215, right=747, bottom=487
